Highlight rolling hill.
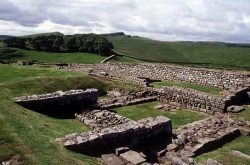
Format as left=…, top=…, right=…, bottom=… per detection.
left=107, top=34, right=250, bottom=70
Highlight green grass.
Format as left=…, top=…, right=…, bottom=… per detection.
left=0, top=41, right=4, bottom=48
left=0, top=48, right=105, bottom=64
left=113, top=102, right=208, bottom=129
left=0, top=64, right=142, bottom=164
left=152, top=80, right=222, bottom=95
left=108, top=36, right=250, bottom=70
left=195, top=136, right=250, bottom=165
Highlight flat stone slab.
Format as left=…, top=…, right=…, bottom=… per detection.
left=154, top=105, right=164, bottom=109
left=120, top=150, right=146, bottom=165
left=227, top=105, right=245, bottom=113
left=101, top=154, right=125, bottom=165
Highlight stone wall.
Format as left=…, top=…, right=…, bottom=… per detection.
left=157, top=87, right=228, bottom=114
left=15, top=89, right=98, bottom=112
left=57, top=63, right=250, bottom=89
left=56, top=116, right=172, bottom=154
left=157, top=86, right=250, bottom=114
left=98, top=89, right=158, bottom=109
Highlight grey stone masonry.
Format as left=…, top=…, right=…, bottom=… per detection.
left=15, top=89, right=98, bottom=111
left=56, top=116, right=172, bottom=153
left=75, top=110, right=133, bottom=130
left=157, top=87, right=228, bottom=114
left=157, top=86, right=250, bottom=114
left=163, top=116, right=242, bottom=164
left=55, top=63, right=250, bottom=89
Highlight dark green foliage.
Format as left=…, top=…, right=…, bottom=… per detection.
left=4, top=37, right=26, bottom=49
left=0, top=48, right=23, bottom=63
left=4, top=34, right=114, bottom=56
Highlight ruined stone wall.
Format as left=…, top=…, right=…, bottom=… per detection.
left=157, top=87, right=229, bottom=114
left=15, top=89, right=98, bottom=111
left=56, top=116, right=172, bottom=153
left=157, top=85, right=250, bottom=114
left=163, top=116, right=241, bottom=164
left=58, top=63, right=250, bottom=89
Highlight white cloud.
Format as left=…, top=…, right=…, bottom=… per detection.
left=0, top=0, right=250, bottom=42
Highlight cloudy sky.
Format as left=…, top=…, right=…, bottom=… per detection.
left=1, top=0, right=250, bottom=42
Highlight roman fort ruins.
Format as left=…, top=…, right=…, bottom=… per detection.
left=15, top=63, right=250, bottom=165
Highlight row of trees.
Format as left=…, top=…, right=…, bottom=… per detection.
left=4, top=34, right=114, bottom=56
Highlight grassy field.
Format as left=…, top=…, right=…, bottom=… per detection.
left=0, top=64, right=142, bottom=164
left=152, top=80, right=222, bottom=95
left=195, top=136, right=250, bottom=165
left=113, top=102, right=208, bottom=129
left=108, top=36, right=250, bottom=70
left=0, top=47, right=105, bottom=64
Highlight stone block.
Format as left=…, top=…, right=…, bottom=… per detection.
left=120, top=150, right=146, bottom=165
left=101, top=154, right=125, bottom=165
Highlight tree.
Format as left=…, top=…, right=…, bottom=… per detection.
left=4, top=37, right=26, bottom=49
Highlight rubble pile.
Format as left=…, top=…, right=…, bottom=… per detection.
left=163, top=116, right=242, bottom=164
left=75, top=110, right=132, bottom=129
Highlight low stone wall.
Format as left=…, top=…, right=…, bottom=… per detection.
left=56, top=116, right=172, bottom=154
left=157, top=87, right=228, bottom=114
left=99, top=96, right=158, bottom=109
left=157, top=86, right=250, bottom=114
left=98, top=89, right=158, bottom=109
left=15, top=89, right=98, bottom=112
left=57, top=63, right=250, bottom=89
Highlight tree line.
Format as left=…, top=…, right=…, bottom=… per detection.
left=4, top=34, right=114, bottom=56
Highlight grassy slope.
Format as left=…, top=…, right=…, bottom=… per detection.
left=0, top=47, right=105, bottom=64
left=111, top=55, right=144, bottom=64
left=108, top=36, right=250, bottom=70
left=113, top=102, right=207, bottom=129
left=152, top=80, right=222, bottom=95
left=0, top=65, right=141, bottom=164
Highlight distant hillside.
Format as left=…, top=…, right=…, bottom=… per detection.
left=23, top=32, right=64, bottom=38
left=0, top=35, right=15, bottom=40
left=101, top=32, right=126, bottom=37
left=107, top=35, right=250, bottom=70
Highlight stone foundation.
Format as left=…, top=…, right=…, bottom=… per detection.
left=56, top=116, right=172, bottom=154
